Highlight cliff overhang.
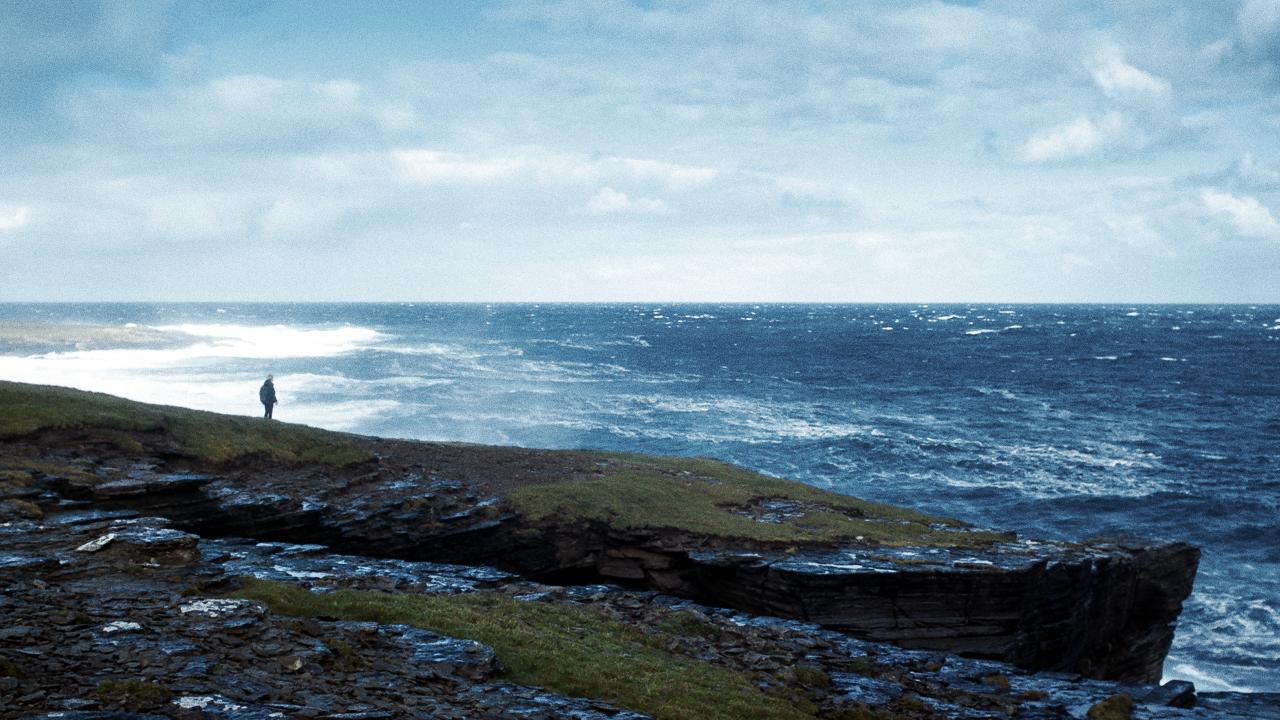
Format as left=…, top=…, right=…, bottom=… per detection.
left=0, top=380, right=1199, bottom=684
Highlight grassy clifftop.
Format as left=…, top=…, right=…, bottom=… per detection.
left=0, top=380, right=370, bottom=466
left=512, top=452, right=1004, bottom=546
left=0, top=380, right=1005, bottom=547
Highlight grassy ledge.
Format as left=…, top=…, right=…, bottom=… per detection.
left=232, top=578, right=814, bottom=720
left=509, top=453, right=1010, bottom=547
left=0, top=380, right=1004, bottom=547
left=0, top=381, right=369, bottom=467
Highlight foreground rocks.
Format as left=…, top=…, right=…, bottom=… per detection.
left=0, top=515, right=1269, bottom=719
left=0, top=381, right=1226, bottom=717
left=2, top=425, right=1197, bottom=684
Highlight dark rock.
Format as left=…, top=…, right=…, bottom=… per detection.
left=19, top=714, right=169, bottom=720
left=1140, top=679, right=1197, bottom=708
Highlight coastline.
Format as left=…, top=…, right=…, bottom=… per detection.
left=2, top=381, right=1262, bottom=718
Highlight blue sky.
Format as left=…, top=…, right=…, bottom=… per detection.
left=1, top=0, right=1278, bottom=301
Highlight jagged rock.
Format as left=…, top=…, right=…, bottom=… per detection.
left=0, top=381, right=1205, bottom=694
left=21, top=456, right=1197, bottom=682
left=0, top=518, right=1260, bottom=720
left=1139, top=679, right=1196, bottom=708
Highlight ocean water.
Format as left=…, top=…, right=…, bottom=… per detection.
left=0, top=302, right=1276, bottom=692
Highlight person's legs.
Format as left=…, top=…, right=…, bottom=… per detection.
left=264, top=402, right=272, bottom=419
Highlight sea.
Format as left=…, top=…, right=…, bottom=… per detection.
left=0, top=303, right=1275, bottom=693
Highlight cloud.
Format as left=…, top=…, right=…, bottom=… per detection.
left=1237, top=153, right=1280, bottom=188
left=392, top=147, right=716, bottom=191
left=1089, top=49, right=1171, bottom=100
left=585, top=187, right=669, bottom=215
left=1239, top=0, right=1280, bottom=53
left=1022, top=113, right=1129, bottom=163
left=605, top=158, right=718, bottom=191
left=393, top=150, right=526, bottom=185
left=0, top=0, right=176, bottom=114
left=1201, top=187, right=1280, bottom=238
left=0, top=205, right=31, bottom=232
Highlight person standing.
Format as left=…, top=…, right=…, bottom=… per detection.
left=259, top=375, right=278, bottom=419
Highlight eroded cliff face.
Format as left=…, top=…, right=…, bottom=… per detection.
left=2, top=424, right=1198, bottom=684
left=0, top=511, right=1255, bottom=720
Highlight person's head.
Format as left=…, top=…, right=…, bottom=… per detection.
left=267, top=374, right=273, bottom=381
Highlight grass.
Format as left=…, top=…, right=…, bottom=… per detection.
left=232, top=578, right=815, bottom=720
left=94, top=679, right=173, bottom=711
left=655, top=609, right=724, bottom=640
left=0, top=380, right=369, bottom=467
left=510, top=453, right=1011, bottom=547
left=0, top=380, right=1005, bottom=548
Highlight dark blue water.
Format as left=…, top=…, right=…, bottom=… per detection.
left=1, top=303, right=1276, bottom=691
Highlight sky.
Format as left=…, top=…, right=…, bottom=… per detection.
left=0, top=0, right=1278, bottom=302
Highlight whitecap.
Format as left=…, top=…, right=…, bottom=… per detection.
left=1164, top=662, right=1249, bottom=693
left=965, top=329, right=998, bottom=336
left=154, top=323, right=382, bottom=359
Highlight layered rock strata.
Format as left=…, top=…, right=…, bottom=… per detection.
left=11, top=446, right=1196, bottom=684
left=0, top=514, right=1265, bottom=719
left=0, top=382, right=1200, bottom=686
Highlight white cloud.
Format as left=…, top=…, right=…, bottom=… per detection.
left=585, top=187, right=669, bottom=215
left=1239, top=0, right=1280, bottom=51
left=393, top=150, right=526, bottom=184
left=1089, top=49, right=1171, bottom=100
left=606, top=158, right=718, bottom=191
left=142, top=194, right=250, bottom=241
left=1201, top=187, right=1280, bottom=238
left=1237, top=153, right=1280, bottom=186
left=891, top=2, right=1037, bottom=53
left=393, top=147, right=717, bottom=191
left=0, top=205, right=31, bottom=232
left=1022, top=113, right=1128, bottom=163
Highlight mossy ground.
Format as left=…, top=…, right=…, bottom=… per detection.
left=94, top=679, right=174, bottom=711
left=233, top=578, right=815, bottom=720
left=0, top=380, right=369, bottom=466
left=509, top=452, right=1010, bottom=547
left=1, top=380, right=1003, bottom=547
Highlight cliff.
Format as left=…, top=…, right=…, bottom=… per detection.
left=0, top=380, right=1231, bottom=719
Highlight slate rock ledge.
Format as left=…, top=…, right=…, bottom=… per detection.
left=1, top=381, right=1199, bottom=691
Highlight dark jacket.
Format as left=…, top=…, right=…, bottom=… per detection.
left=259, top=379, right=277, bottom=405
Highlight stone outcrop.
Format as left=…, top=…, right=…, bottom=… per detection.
left=0, top=381, right=1202, bottom=696
left=13, top=448, right=1197, bottom=684
left=0, top=515, right=1266, bottom=719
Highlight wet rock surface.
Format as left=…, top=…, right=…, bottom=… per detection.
left=0, top=518, right=647, bottom=720
left=1, top=516, right=1272, bottom=719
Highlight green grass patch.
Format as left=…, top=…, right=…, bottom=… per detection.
left=232, top=578, right=814, bottom=720
left=0, top=381, right=369, bottom=467
left=510, top=453, right=1008, bottom=547
left=1, top=498, right=42, bottom=519
left=94, top=679, right=173, bottom=711
left=0, top=657, right=21, bottom=678
left=655, top=609, right=724, bottom=640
